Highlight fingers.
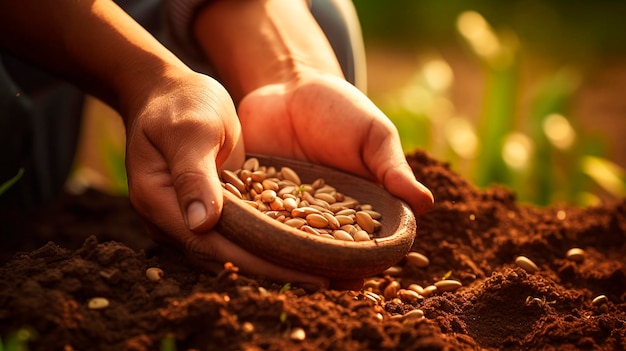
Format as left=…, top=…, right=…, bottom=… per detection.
left=184, top=230, right=330, bottom=290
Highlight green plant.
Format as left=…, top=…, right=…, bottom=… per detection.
left=0, top=328, right=36, bottom=351
left=0, top=168, right=24, bottom=197
left=380, top=10, right=626, bottom=206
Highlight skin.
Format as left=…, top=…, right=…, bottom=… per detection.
left=0, top=0, right=433, bottom=290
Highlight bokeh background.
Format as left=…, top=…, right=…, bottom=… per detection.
left=72, top=0, right=626, bottom=207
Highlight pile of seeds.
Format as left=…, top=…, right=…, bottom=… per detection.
left=220, top=157, right=382, bottom=241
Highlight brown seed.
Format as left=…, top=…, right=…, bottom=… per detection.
left=363, top=209, right=382, bottom=220
left=306, top=213, right=328, bottom=228
left=262, top=179, right=279, bottom=191
left=242, top=157, right=259, bottom=171
left=323, top=212, right=341, bottom=230
left=434, top=279, right=462, bottom=292
left=335, top=209, right=356, bottom=216
left=403, top=309, right=425, bottom=321
left=311, top=178, right=325, bottom=189
left=281, top=167, right=301, bottom=185
left=356, top=211, right=375, bottom=234
left=261, top=189, right=277, bottom=203
left=421, top=285, right=438, bottom=297
left=383, top=281, right=400, bottom=300
left=221, top=169, right=246, bottom=193
left=408, top=284, right=424, bottom=295
left=269, top=198, right=284, bottom=211
left=335, top=215, right=354, bottom=226
left=224, top=183, right=243, bottom=199
left=406, top=252, right=430, bottom=268
left=284, top=218, right=307, bottom=228
left=515, top=256, right=539, bottom=273
left=88, top=297, right=110, bottom=310
left=592, top=295, right=608, bottom=305
left=314, top=192, right=337, bottom=204
left=250, top=170, right=267, bottom=182
left=566, top=248, right=585, bottom=262
left=333, top=230, right=354, bottom=241
left=398, top=289, right=422, bottom=303
left=283, top=197, right=298, bottom=212
left=290, top=327, right=306, bottom=341
left=146, top=267, right=164, bottom=282
left=301, top=225, right=321, bottom=235
left=353, top=230, right=371, bottom=242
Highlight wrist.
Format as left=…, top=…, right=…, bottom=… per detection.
left=193, top=0, right=343, bottom=103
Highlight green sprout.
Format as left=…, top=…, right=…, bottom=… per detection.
left=0, top=168, right=24, bottom=197
left=279, top=283, right=292, bottom=294
left=160, top=333, right=176, bottom=351
left=0, top=327, right=36, bottom=351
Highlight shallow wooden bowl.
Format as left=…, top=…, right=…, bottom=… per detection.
left=216, top=154, right=417, bottom=280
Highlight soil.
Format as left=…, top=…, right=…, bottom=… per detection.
left=1, top=150, right=625, bottom=351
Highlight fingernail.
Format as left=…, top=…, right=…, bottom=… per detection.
left=187, top=201, right=207, bottom=230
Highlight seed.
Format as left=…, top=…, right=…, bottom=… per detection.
left=281, top=167, right=301, bottom=185
left=434, top=279, right=462, bottom=292
left=320, top=233, right=335, bottom=240
left=269, top=198, right=284, bottom=211
left=284, top=218, right=307, bottom=228
left=262, top=179, right=279, bottom=191
left=146, top=267, right=164, bottom=282
left=323, top=213, right=341, bottom=230
left=406, top=252, right=430, bottom=268
left=261, top=189, right=277, bottom=203
left=421, top=285, right=438, bottom=297
left=311, top=178, right=325, bottom=189
left=592, top=295, right=608, bottom=305
left=566, top=248, right=585, bottom=262
left=515, top=256, right=539, bottom=274
left=332, top=230, right=354, bottom=241
left=224, top=158, right=384, bottom=242
left=88, top=297, right=110, bottom=310
left=356, top=211, right=375, bottom=234
left=221, top=169, right=246, bottom=194
left=363, top=278, right=383, bottom=291
left=301, top=225, right=321, bottom=235
left=364, top=291, right=383, bottom=303
left=242, top=321, right=255, bottom=333
left=383, top=281, right=400, bottom=300
left=363, top=209, right=382, bottom=220
left=408, top=284, right=424, bottom=295
left=224, top=183, right=243, bottom=199
left=283, top=197, right=298, bottom=212
left=306, top=213, right=328, bottom=228
left=335, top=209, right=356, bottom=216
left=353, top=230, right=371, bottom=242
left=250, top=171, right=267, bottom=182
left=314, top=192, right=337, bottom=204
left=242, top=157, right=260, bottom=171
left=334, top=215, right=354, bottom=225
left=398, top=289, right=422, bottom=303
left=403, top=309, right=425, bottom=321
left=290, top=327, right=306, bottom=341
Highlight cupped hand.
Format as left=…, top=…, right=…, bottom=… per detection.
left=237, top=73, right=434, bottom=215
left=121, top=71, right=342, bottom=290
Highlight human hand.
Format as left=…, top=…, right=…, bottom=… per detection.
left=122, top=71, right=343, bottom=290
left=237, top=73, right=434, bottom=215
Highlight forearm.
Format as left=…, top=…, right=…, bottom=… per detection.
left=193, top=0, right=344, bottom=103
left=0, top=0, right=190, bottom=119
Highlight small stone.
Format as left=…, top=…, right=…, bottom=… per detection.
left=290, top=327, right=306, bottom=341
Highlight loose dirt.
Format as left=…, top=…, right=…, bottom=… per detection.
left=1, top=150, right=624, bottom=350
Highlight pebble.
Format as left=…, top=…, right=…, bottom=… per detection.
left=145, top=267, right=164, bottom=282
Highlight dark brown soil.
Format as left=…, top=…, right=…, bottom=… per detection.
left=1, top=150, right=625, bottom=351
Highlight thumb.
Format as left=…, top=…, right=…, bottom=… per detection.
left=174, top=132, right=244, bottom=233
left=381, top=161, right=434, bottom=215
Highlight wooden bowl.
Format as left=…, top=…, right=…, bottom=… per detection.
left=216, top=154, right=417, bottom=280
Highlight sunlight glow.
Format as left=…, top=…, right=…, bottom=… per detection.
left=543, top=113, right=576, bottom=150
left=502, top=132, right=534, bottom=170
left=423, top=59, right=454, bottom=92
left=444, top=117, right=479, bottom=159
left=581, top=156, right=626, bottom=197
